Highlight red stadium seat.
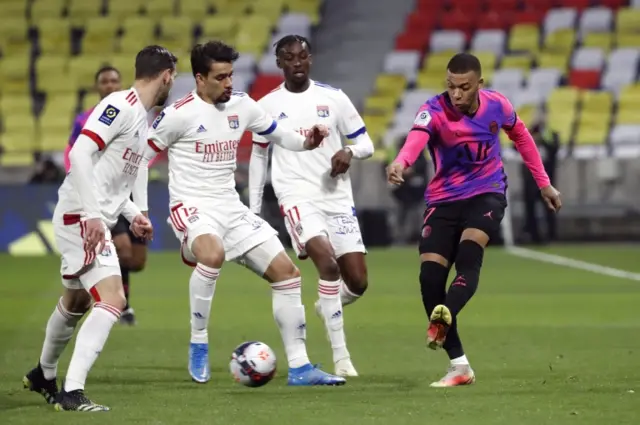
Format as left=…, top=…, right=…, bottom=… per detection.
left=446, top=0, right=483, bottom=12
left=484, top=0, right=519, bottom=12
left=441, top=9, right=476, bottom=35
left=569, top=70, right=601, bottom=89
left=513, top=9, right=547, bottom=25
left=597, top=0, right=627, bottom=9
left=405, top=11, right=438, bottom=33
left=249, top=74, right=283, bottom=101
left=394, top=32, right=429, bottom=52
left=477, top=11, right=513, bottom=29
left=557, top=0, right=592, bottom=10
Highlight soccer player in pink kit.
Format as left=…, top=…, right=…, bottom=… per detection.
left=387, top=53, right=562, bottom=387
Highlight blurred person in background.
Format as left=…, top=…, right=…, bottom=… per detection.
left=387, top=135, right=429, bottom=244
left=30, top=156, right=65, bottom=184
left=521, top=122, right=559, bottom=244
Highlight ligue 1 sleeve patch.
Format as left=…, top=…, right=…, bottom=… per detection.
left=98, top=104, right=121, bottom=126
left=414, top=110, right=432, bottom=126
left=152, top=111, right=165, bottom=129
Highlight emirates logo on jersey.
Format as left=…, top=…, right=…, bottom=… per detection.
left=121, top=147, right=143, bottom=176
left=196, top=140, right=240, bottom=163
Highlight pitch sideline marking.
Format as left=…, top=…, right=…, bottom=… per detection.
left=506, top=246, right=640, bottom=282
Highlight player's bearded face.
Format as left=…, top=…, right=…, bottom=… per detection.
left=198, top=62, right=233, bottom=104
left=96, top=70, right=121, bottom=99
left=446, top=71, right=482, bottom=114
left=155, top=69, right=176, bottom=107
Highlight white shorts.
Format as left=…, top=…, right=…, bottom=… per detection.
left=280, top=202, right=367, bottom=259
left=168, top=198, right=282, bottom=275
left=54, top=213, right=121, bottom=293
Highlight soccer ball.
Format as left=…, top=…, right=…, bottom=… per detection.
left=229, top=341, right=277, bottom=387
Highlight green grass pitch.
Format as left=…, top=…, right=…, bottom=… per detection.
left=1, top=246, right=639, bottom=425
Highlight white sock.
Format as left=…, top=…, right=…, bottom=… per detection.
left=39, top=298, right=84, bottom=380
left=318, top=279, right=350, bottom=363
left=271, top=277, right=310, bottom=368
left=450, top=355, right=469, bottom=366
left=340, top=281, right=361, bottom=306
left=64, top=302, right=120, bottom=392
left=189, top=264, right=219, bottom=344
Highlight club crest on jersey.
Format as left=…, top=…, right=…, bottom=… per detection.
left=489, top=121, right=498, bottom=134
left=317, top=105, right=330, bottom=118
left=228, top=115, right=239, bottom=129
left=98, top=104, right=120, bottom=126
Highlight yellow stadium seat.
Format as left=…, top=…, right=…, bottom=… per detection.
left=216, top=0, right=252, bottom=16
left=581, top=32, right=613, bottom=52
left=35, top=55, right=78, bottom=95
left=374, top=74, right=406, bottom=97
left=106, top=55, right=136, bottom=86
left=548, top=86, right=580, bottom=110
left=235, top=16, right=273, bottom=56
left=286, top=0, right=322, bottom=25
left=547, top=87, right=579, bottom=144
left=416, top=69, right=446, bottom=91
left=1, top=114, right=38, bottom=153
left=30, top=0, right=65, bottom=22
left=175, top=50, right=192, bottom=74
left=0, top=54, right=31, bottom=93
left=500, top=54, right=533, bottom=74
left=508, top=24, right=539, bottom=53
left=201, top=16, right=238, bottom=40
left=82, top=91, right=102, bottom=110
left=0, top=152, right=35, bottom=166
left=122, top=16, right=157, bottom=39
left=543, top=28, right=576, bottom=54
left=82, top=17, right=119, bottom=55
left=615, top=32, right=640, bottom=48
left=470, top=51, right=497, bottom=84
left=67, top=0, right=103, bottom=24
left=499, top=105, right=538, bottom=146
left=180, top=0, right=213, bottom=20
left=536, top=51, right=569, bottom=74
left=616, top=7, right=640, bottom=34
left=0, top=0, right=27, bottom=18
left=157, top=17, right=195, bottom=52
left=0, top=18, right=30, bottom=56
left=616, top=84, right=640, bottom=124
left=0, top=94, right=33, bottom=117
left=117, top=33, right=155, bottom=55
left=364, top=95, right=398, bottom=116
left=38, top=18, right=72, bottom=55
left=574, top=111, right=610, bottom=145
left=69, top=56, right=113, bottom=91
left=422, top=50, right=456, bottom=72
left=108, top=0, right=146, bottom=19
left=581, top=90, right=612, bottom=115
left=547, top=110, right=575, bottom=145
left=251, top=0, right=285, bottom=21
left=145, top=0, right=176, bottom=19
left=362, top=114, right=390, bottom=145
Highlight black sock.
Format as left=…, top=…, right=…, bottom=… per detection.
left=443, top=316, right=465, bottom=359
left=445, top=240, right=484, bottom=317
left=419, top=261, right=450, bottom=319
left=121, top=266, right=130, bottom=310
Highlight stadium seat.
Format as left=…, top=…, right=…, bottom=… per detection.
left=38, top=18, right=72, bottom=56
left=286, top=0, right=322, bottom=25
left=610, top=124, right=640, bottom=144
left=235, top=54, right=257, bottom=75
left=0, top=94, right=33, bottom=118
left=35, top=55, right=69, bottom=93
left=364, top=95, right=398, bottom=116
left=423, top=51, right=455, bottom=72
left=616, top=85, right=640, bottom=124
left=145, top=0, right=176, bottom=19
left=82, top=91, right=102, bottom=110
left=581, top=32, right=613, bottom=51
left=252, top=0, right=286, bottom=22
left=118, top=33, right=155, bottom=55
left=608, top=48, right=640, bottom=69
left=430, top=30, right=466, bottom=53
left=575, top=91, right=611, bottom=145
left=500, top=54, right=533, bottom=74
left=579, top=7, right=613, bottom=35
left=601, top=67, right=636, bottom=94
left=0, top=17, right=30, bottom=57
left=278, top=13, right=312, bottom=35
left=82, top=17, right=120, bottom=55
left=39, top=94, right=79, bottom=148
left=373, top=74, right=407, bottom=98
left=527, top=68, right=562, bottom=96
left=470, top=51, right=496, bottom=83
left=470, top=30, right=506, bottom=56
left=543, top=8, right=578, bottom=35
left=615, top=32, right=640, bottom=48
left=508, top=24, right=540, bottom=53
left=201, top=16, right=238, bottom=41
left=543, top=28, right=576, bottom=54
left=106, top=55, right=136, bottom=86
left=67, top=0, right=103, bottom=24
left=157, top=17, right=195, bottom=53
left=235, top=16, right=273, bottom=56
left=537, top=51, right=569, bottom=74
left=572, top=47, right=606, bottom=70
left=30, top=0, right=65, bottom=22
left=121, top=16, right=157, bottom=40
left=547, top=87, right=579, bottom=144
left=0, top=152, right=35, bottom=167
left=69, top=55, right=112, bottom=91
left=0, top=54, right=31, bottom=94
left=491, top=68, right=524, bottom=94
left=361, top=114, right=389, bottom=145
left=383, top=51, right=420, bottom=81
left=0, top=0, right=27, bottom=18
left=569, top=70, right=601, bottom=89
left=179, top=0, right=213, bottom=20
left=616, top=7, right=640, bottom=34
left=1, top=114, right=38, bottom=153
left=108, top=0, right=146, bottom=19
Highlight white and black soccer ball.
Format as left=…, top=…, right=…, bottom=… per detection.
left=229, top=341, right=277, bottom=387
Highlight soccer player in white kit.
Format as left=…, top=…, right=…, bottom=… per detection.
left=249, top=36, right=375, bottom=377
left=145, top=41, right=346, bottom=386
left=22, top=46, right=177, bottom=412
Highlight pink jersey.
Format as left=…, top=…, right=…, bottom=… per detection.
left=395, top=89, right=550, bottom=206
left=64, top=108, right=94, bottom=173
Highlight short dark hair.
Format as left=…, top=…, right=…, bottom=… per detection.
left=447, top=53, right=482, bottom=76
left=190, top=41, right=239, bottom=77
left=135, top=45, right=178, bottom=79
left=94, top=66, right=120, bottom=82
left=274, top=34, right=311, bottom=56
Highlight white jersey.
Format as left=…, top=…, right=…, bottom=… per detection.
left=253, top=80, right=366, bottom=211
left=147, top=90, right=277, bottom=205
left=56, top=89, right=149, bottom=228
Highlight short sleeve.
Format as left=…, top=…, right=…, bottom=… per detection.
left=498, top=93, right=517, bottom=130
left=147, top=107, right=182, bottom=152
left=411, top=104, right=437, bottom=135
left=336, top=90, right=366, bottom=140
left=245, top=96, right=277, bottom=136
left=80, top=98, right=129, bottom=151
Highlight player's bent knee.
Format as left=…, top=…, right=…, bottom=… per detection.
left=460, top=228, right=490, bottom=248
left=61, top=288, right=93, bottom=314
left=191, top=234, right=225, bottom=268
left=343, top=267, right=368, bottom=294
left=128, top=248, right=147, bottom=272
left=420, top=252, right=449, bottom=267
left=306, top=236, right=340, bottom=279
left=90, top=274, right=127, bottom=312
left=264, top=251, right=301, bottom=283
left=454, top=240, right=484, bottom=272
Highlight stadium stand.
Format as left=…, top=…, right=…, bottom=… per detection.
left=377, top=0, right=640, bottom=160
left=0, top=0, right=322, bottom=167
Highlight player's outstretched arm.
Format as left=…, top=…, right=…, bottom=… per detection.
left=387, top=107, right=433, bottom=185
left=248, top=140, right=269, bottom=215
